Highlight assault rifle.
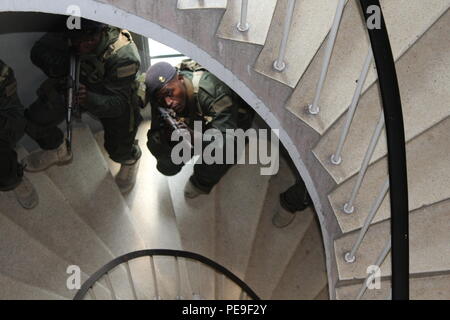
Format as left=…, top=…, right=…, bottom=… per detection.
left=66, top=53, right=81, bottom=154
left=158, top=107, right=193, bottom=149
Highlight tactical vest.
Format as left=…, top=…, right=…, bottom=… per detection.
left=80, top=28, right=138, bottom=86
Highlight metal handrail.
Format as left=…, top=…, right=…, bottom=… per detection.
left=359, top=0, right=409, bottom=300
left=273, top=0, right=296, bottom=72
left=74, top=249, right=260, bottom=300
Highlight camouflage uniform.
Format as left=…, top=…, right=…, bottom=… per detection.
left=26, top=27, right=143, bottom=163
left=0, top=60, right=26, bottom=191
left=147, top=66, right=255, bottom=193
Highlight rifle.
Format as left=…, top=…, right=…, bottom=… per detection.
left=158, top=107, right=193, bottom=149
left=66, top=53, right=81, bottom=154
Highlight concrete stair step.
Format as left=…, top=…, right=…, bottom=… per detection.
left=214, top=154, right=273, bottom=299
left=45, top=125, right=145, bottom=257
left=329, top=116, right=450, bottom=233
left=177, top=0, right=227, bottom=10
left=271, top=216, right=328, bottom=299
left=286, top=0, right=450, bottom=135
left=336, top=272, right=450, bottom=300
left=244, top=156, right=313, bottom=299
left=0, top=273, right=67, bottom=300
left=94, top=121, right=193, bottom=299
left=5, top=148, right=120, bottom=282
left=0, top=210, right=89, bottom=299
left=254, top=0, right=339, bottom=88
left=313, top=8, right=450, bottom=184
left=216, top=0, right=277, bottom=46
left=42, top=125, right=156, bottom=299
left=334, top=199, right=450, bottom=281
left=167, top=161, right=217, bottom=299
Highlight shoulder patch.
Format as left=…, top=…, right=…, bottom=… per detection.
left=212, top=95, right=233, bottom=114
left=117, top=64, right=138, bottom=78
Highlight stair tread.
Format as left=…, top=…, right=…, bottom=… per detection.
left=271, top=217, right=328, bottom=299
left=0, top=273, right=67, bottom=300
left=336, top=273, right=450, bottom=300
left=177, top=0, right=227, bottom=10
left=2, top=147, right=120, bottom=279
left=45, top=125, right=145, bottom=257
left=244, top=156, right=312, bottom=299
left=216, top=0, right=277, bottom=46
left=254, top=0, right=339, bottom=88
left=94, top=121, right=193, bottom=299
left=330, top=116, right=450, bottom=233
left=334, top=198, right=450, bottom=281
left=214, top=147, right=273, bottom=299
left=286, top=0, right=450, bottom=134
left=0, top=210, right=85, bottom=298
left=167, top=160, right=217, bottom=299
left=313, top=9, right=450, bottom=184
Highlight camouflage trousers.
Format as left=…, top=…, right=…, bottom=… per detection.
left=0, top=104, right=26, bottom=191
left=25, top=81, right=143, bottom=164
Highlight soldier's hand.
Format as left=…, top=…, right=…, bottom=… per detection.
left=76, top=84, right=88, bottom=106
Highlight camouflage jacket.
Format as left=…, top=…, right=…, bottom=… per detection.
left=30, top=27, right=141, bottom=118
left=0, top=59, right=22, bottom=112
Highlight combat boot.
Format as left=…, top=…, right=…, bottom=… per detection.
left=184, top=179, right=207, bottom=199
left=115, top=158, right=141, bottom=194
left=13, top=175, right=39, bottom=209
left=24, top=142, right=73, bottom=172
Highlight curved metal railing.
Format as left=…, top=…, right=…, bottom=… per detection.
left=74, top=249, right=260, bottom=300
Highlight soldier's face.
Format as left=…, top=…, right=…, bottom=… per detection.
left=71, top=33, right=102, bottom=55
left=157, top=75, right=187, bottom=114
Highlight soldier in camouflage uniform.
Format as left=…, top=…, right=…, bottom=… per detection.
left=23, top=19, right=143, bottom=193
left=145, top=61, right=255, bottom=198
left=0, top=59, right=39, bottom=209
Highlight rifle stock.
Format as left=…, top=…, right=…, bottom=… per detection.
left=66, top=53, right=81, bottom=153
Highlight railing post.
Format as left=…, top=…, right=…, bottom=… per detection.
left=273, top=0, right=296, bottom=72
left=331, top=49, right=374, bottom=165
left=344, top=112, right=385, bottom=214
left=175, top=256, right=183, bottom=300
left=149, top=255, right=161, bottom=300
left=345, top=178, right=389, bottom=263
left=125, top=261, right=138, bottom=300
left=356, top=238, right=391, bottom=299
left=237, top=0, right=250, bottom=32
left=104, top=273, right=117, bottom=300
left=308, top=0, right=347, bottom=114
left=88, top=287, right=96, bottom=300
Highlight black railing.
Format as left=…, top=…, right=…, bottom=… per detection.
left=74, top=249, right=260, bottom=300
left=359, top=0, right=409, bottom=300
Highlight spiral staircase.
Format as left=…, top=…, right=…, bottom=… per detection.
left=0, top=0, right=449, bottom=300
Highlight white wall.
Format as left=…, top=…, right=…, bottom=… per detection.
left=0, top=32, right=46, bottom=107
